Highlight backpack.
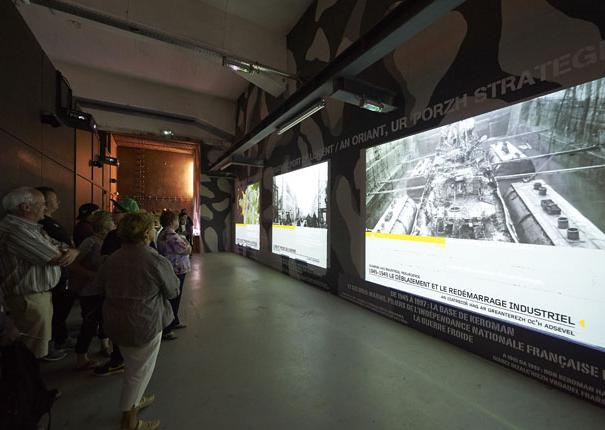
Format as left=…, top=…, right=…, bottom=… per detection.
left=0, top=341, right=57, bottom=430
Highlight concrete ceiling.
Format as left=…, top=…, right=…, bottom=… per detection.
left=16, top=0, right=314, bottom=144
left=19, top=4, right=249, bottom=100
left=199, top=0, right=315, bottom=35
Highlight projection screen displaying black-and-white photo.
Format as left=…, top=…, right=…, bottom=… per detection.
left=365, top=76, right=605, bottom=350
left=272, top=162, right=328, bottom=268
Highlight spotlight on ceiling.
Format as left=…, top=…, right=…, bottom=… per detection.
left=276, top=98, right=327, bottom=135
left=223, top=57, right=254, bottom=74
left=161, top=129, right=174, bottom=137
left=359, top=98, right=384, bottom=113
left=331, top=77, right=400, bottom=113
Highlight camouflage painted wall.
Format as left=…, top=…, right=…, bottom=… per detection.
left=200, top=144, right=233, bottom=252
left=230, top=0, right=605, bottom=406
left=235, top=0, right=605, bottom=281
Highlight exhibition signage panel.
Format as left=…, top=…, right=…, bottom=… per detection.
left=365, top=236, right=604, bottom=348
left=272, top=162, right=329, bottom=268
left=339, top=274, right=605, bottom=407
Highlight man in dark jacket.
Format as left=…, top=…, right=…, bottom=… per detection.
left=179, top=209, right=194, bottom=245
left=36, top=187, right=75, bottom=358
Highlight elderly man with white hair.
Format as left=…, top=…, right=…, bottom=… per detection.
left=0, top=187, right=79, bottom=359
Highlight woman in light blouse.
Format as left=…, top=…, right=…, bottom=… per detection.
left=156, top=210, right=192, bottom=341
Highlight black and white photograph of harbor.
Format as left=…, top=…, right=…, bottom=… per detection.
left=366, top=77, right=605, bottom=250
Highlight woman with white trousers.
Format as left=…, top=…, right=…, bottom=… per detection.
left=96, top=212, right=179, bottom=430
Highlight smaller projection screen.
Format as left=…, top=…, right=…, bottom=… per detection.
left=272, top=162, right=328, bottom=268
left=234, top=181, right=260, bottom=250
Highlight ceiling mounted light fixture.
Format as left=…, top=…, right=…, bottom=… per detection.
left=331, top=78, right=399, bottom=113
left=223, top=56, right=254, bottom=74
left=276, top=98, right=327, bottom=135
left=359, top=97, right=384, bottom=113
left=161, top=129, right=174, bottom=137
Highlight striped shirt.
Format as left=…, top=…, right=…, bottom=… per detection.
left=0, top=214, right=61, bottom=296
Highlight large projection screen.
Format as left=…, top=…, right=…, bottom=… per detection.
left=234, top=181, right=260, bottom=250
left=365, top=76, right=605, bottom=351
left=272, top=162, right=328, bottom=268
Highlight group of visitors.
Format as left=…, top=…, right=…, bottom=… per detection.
left=0, top=186, right=194, bottom=430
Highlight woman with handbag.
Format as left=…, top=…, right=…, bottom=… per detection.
left=96, top=213, right=179, bottom=430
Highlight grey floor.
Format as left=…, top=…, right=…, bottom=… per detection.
left=42, top=253, right=605, bottom=429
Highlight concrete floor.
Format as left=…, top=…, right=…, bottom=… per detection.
left=42, top=253, right=605, bottom=429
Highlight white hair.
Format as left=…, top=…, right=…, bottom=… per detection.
left=2, top=187, right=41, bottom=214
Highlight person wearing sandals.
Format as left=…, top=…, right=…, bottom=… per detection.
left=70, top=211, right=114, bottom=369
left=156, top=210, right=191, bottom=341
left=96, top=213, right=179, bottom=430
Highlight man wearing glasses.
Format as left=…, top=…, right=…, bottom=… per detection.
left=0, top=187, right=78, bottom=359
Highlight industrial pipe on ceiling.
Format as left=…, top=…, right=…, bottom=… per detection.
left=24, top=0, right=297, bottom=81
